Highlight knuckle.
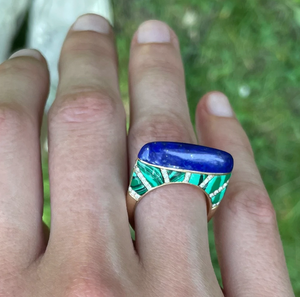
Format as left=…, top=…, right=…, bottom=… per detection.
left=223, top=136, right=254, bottom=158
left=0, top=268, right=25, bottom=297
left=64, top=271, right=128, bottom=297
left=132, top=54, right=185, bottom=102
left=133, top=53, right=184, bottom=82
left=0, top=104, right=33, bottom=139
left=49, top=91, right=121, bottom=126
left=143, top=77, right=183, bottom=104
left=130, top=116, right=192, bottom=145
left=0, top=57, right=45, bottom=81
left=65, top=280, right=114, bottom=297
left=228, top=185, right=277, bottom=225
left=62, top=32, right=114, bottom=61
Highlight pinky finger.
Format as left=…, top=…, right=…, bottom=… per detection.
left=195, top=92, right=294, bottom=297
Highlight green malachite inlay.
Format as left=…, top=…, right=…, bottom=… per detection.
left=219, top=175, right=226, bottom=186
left=189, top=173, right=200, bottom=186
left=129, top=160, right=231, bottom=207
left=131, top=172, right=147, bottom=195
left=189, top=173, right=207, bottom=186
left=212, top=188, right=227, bottom=206
left=205, top=176, right=220, bottom=194
left=137, top=160, right=163, bottom=187
left=225, top=173, right=231, bottom=183
left=218, top=187, right=227, bottom=201
left=206, top=176, right=220, bottom=193
left=167, top=170, right=185, bottom=182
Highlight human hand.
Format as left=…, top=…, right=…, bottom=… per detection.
left=0, top=14, right=294, bottom=296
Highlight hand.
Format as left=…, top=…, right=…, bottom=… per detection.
left=0, top=14, right=294, bottom=297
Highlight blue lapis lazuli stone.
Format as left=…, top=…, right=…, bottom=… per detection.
left=138, top=142, right=234, bottom=174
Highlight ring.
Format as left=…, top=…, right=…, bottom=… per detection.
left=126, top=142, right=234, bottom=225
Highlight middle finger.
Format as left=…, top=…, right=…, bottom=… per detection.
left=46, top=14, right=135, bottom=273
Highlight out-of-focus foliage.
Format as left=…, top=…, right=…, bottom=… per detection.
left=34, top=0, right=299, bottom=294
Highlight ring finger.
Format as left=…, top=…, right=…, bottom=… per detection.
left=128, top=20, right=222, bottom=296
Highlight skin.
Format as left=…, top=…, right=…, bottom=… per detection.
left=0, top=15, right=294, bottom=297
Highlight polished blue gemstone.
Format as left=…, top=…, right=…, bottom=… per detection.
left=138, top=142, right=233, bottom=173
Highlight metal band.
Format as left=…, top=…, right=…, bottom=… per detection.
left=127, top=159, right=232, bottom=225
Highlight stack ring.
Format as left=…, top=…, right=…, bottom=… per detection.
left=126, top=142, right=234, bottom=225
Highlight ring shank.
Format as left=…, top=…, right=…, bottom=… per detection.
left=126, top=184, right=216, bottom=228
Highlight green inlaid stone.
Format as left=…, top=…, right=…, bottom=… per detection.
left=205, top=176, right=222, bottom=194
left=167, top=170, right=185, bottom=182
left=224, top=173, right=231, bottom=183
left=211, top=192, right=221, bottom=205
left=206, top=173, right=231, bottom=194
left=217, top=175, right=227, bottom=191
left=189, top=173, right=200, bottom=186
left=212, top=187, right=227, bottom=205
left=218, top=187, right=227, bottom=201
left=199, top=174, right=207, bottom=185
left=189, top=173, right=207, bottom=186
left=131, top=172, right=147, bottom=195
left=137, top=161, right=164, bottom=187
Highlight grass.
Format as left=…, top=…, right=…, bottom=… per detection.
left=14, top=0, right=300, bottom=294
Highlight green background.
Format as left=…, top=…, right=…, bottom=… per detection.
left=13, top=0, right=300, bottom=294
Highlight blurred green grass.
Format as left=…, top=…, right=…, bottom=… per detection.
left=17, top=0, right=298, bottom=294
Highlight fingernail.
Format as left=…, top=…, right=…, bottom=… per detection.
left=206, top=93, right=234, bottom=117
left=72, top=14, right=110, bottom=34
left=137, top=20, right=171, bottom=43
left=9, top=49, right=42, bottom=60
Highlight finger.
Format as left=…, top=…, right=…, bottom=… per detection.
left=0, top=49, right=49, bottom=269
left=128, top=21, right=222, bottom=296
left=46, top=14, right=136, bottom=274
left=196, top=92, right=294, bottom=296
